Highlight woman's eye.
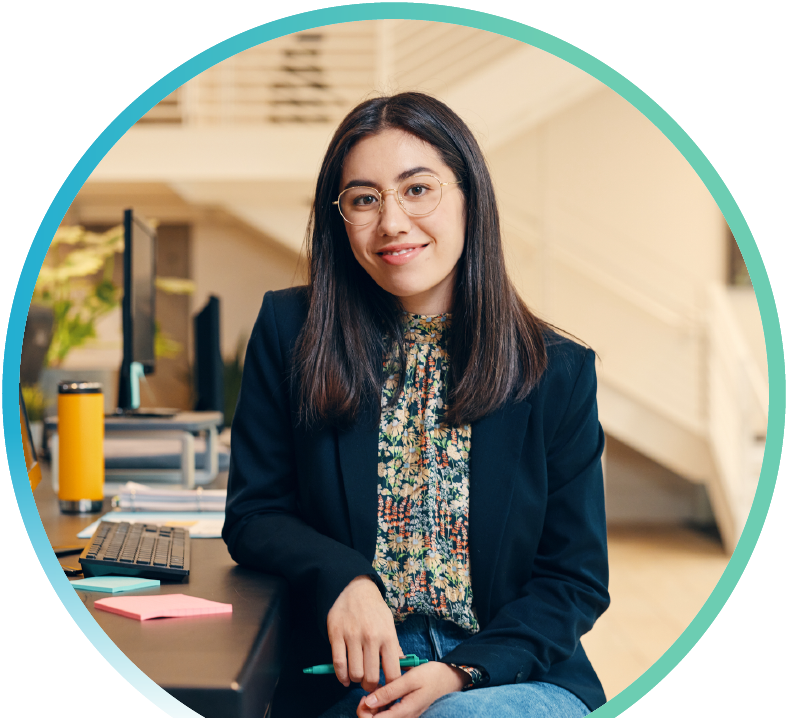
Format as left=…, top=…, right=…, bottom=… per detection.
left=353, top=194, right=378, bottom=207
left=405, top=184, right=429, bottom=197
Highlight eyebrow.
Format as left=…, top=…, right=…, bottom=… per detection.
left=342, top=166, right=436, bottom=191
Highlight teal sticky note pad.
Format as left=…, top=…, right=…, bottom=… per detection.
left=70, top=576, right=160, bottom=593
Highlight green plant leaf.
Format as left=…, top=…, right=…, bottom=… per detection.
left=21, top=384, right=45, bottom=423
left=39, top=223, right=127, bottom=366
left=154, top=322, right=183, bottom=360
left=155, top=276, right=196, bottom=295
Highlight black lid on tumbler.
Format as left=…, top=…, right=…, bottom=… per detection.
left=58, top=381, right=103, bottom=394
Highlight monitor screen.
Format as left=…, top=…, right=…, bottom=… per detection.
left=194, top=296, right=224, bottom=416
left=124, top=210, right=156, bottom=372
left=118, top=210, right=157, bottom=411
left=20, top=385, right=42, bottom=491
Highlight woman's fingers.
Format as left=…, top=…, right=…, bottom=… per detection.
left=362, top=663, right=467, bottom=718
left=379, top=639, right=403, bottom=686
left=361, top=639, right=382, bottom=693
left=331, top=626, right=398, bottom=691
left=364, top=670, right=415, bottom=710
left=356, top=693, right=379, bottom=718
left=347, top=639, right=366, bottom=685
left=330, top=637, right=349, bottom=687
left=326, top=576, right=404, bottom=691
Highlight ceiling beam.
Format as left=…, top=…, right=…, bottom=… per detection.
left=92, top=126, right=334, bottom=182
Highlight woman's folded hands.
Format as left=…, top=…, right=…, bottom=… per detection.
left=326, top=576, right=469, bottom=717
left=356, top=662, right=469, bottom=717
left=327, top=575, right=404, bottom=692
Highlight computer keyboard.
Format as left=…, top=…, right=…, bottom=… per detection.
left=79, top=521, right=190, bottom=581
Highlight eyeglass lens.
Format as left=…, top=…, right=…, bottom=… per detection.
left=339, top=175, right=443, bottom=224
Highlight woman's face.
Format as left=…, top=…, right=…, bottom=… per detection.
left=339, top=128, right=465, bottom=315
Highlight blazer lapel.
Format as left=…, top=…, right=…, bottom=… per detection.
left=469, top=398, right=532, bottom=620
left=336, top=402, right=380, bottom=560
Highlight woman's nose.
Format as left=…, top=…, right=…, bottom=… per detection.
left=378, top=189, right=412, bottom=235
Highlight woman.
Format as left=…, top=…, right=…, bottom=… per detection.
left=222, top=92, right=609, bottom=718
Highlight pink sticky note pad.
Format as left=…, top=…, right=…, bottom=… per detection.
left=94, top=593, right=232, bottom=621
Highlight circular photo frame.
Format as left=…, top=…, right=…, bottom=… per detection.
left=5, top=5, right=784, bottom=718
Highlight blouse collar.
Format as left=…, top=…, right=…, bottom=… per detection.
left=402, top=312, right=451, bottom=345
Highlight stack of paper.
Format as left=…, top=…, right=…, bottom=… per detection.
left=70, top=576, right=160, bottom=593
left=94, top=594, right=233, bottom=621
left=114, top=481, right=226, bottom=512
left=77, top=512, right=225, bottom=539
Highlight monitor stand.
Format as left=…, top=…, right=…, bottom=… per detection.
left=117, top=361, right=178, bottom=418
left=122, top=407, right=180, bottom=418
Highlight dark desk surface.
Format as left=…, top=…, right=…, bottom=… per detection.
left=34, top=467, right=286, bottom=718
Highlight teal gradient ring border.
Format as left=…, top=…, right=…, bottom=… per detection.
left=4, top=4, right=784, bottom=716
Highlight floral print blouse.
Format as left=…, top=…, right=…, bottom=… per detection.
left=373, top=312, right=479, bottom=634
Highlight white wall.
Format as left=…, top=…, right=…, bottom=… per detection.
left=488, top=86, right=728, bottom=448
left=191, top=217, right=303, bottom=360
left=490, top=85, right=727, bottom=319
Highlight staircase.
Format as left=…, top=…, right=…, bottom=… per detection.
left=553, top=252, right=766, bottom=553
left=497, top=192, right=767, bottom=553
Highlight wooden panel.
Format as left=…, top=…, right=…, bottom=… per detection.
left=140, top=224, right=192, bottom=411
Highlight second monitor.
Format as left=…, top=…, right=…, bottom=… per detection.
left=194, top=295, right=224, bottom=420
left=117, top=209, right=157, bottom=412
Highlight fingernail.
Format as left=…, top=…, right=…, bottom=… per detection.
left=366, top=695, right=378, bottom=707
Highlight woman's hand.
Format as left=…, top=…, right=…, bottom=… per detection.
left=327, top=575, right=404, bottom=692
left=356, top=662, right=470, bottom=717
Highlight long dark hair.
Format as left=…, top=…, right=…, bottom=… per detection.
left=294, top=92, right=549, bottom=428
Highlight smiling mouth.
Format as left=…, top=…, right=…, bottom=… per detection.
left=378, top=244, right=427, bottom=257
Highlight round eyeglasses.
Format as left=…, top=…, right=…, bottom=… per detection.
left=333, top=174, right=461, bottom=226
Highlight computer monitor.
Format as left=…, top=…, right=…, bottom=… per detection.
left=193, top=296, right=224, bottom=419
left=20, top=385, right=42, bottom=491
left=21, top=304, right=54, bottom=385
left=118, top=209, right=157, bottom=411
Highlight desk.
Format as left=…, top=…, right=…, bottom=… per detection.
left=35, top=467, right=286, bottom=718
left=46, top=411, right=224, bottom=489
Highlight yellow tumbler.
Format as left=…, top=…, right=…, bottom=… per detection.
left=58, top=381, right=104, bottom=513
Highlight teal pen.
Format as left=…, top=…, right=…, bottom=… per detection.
left=303, top=654, right=430, bottom=674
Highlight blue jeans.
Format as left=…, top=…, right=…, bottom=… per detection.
left=317, top=615, right=590, bottom=718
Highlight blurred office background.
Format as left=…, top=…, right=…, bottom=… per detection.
left=22, top=20, right=768, bottom=698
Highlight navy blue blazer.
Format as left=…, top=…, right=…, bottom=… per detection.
left=223, top=286, right=610, bottom=716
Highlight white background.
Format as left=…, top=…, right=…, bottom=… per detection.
left=2, top=1, right=786, bottom=715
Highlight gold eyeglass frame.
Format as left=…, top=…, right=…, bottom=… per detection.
left=333, top=173, right=461, bottom=226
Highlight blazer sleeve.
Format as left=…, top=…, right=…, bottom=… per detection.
left=440, top=347, right=609, bottom=686
left=222, top=291, right=384, bottom=634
